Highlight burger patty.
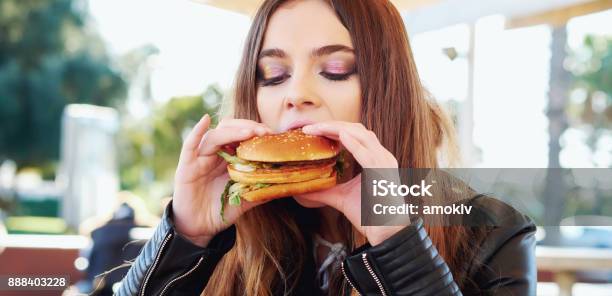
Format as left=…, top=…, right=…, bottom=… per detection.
left=271, top=158, right=337, bottom=166
left=228, top=161, right=336, bottom=184
left=249, top=158, right=336, bottom=173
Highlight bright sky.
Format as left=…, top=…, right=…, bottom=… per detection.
left=88, top=0, right=251, bottom=101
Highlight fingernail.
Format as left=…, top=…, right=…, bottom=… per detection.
left=197, top=114, right=208, bottom=125
left=256, top=127, right=266, bottom=135
left=302, top=125, right=317, bottom=133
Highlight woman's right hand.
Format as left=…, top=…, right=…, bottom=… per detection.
left=171, top=114, right=273, bottom=247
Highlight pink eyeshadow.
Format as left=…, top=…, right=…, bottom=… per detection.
left=325, top=60, right=349, bottom=74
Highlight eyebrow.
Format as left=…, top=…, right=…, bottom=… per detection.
left=311, top=44, right=354, bottom=57
left=258, top=44, right=354, bottom=60
left=259, top=48, right=286, bottom=59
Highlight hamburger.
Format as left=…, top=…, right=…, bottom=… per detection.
left=217, top=128, right=343, bottom=219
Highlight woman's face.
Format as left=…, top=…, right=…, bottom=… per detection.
left=256, top=0, right=361, bottom=208
left=256, top=0, right=361, bottom=131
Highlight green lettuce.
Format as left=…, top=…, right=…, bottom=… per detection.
left=219, top=180, right=235, bottom=223
left=254, top=183, right=271, bottom=189
left=217, top=151, right=248, bottom=165
left=220, top=180, right=271, bottom=222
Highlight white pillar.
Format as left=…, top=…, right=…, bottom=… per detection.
left=459, top=23, right=476, bottom=166
left=57, top=104, right=120, bottom=230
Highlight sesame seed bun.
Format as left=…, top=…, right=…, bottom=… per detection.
left=236, top=128, right=340, bottom=162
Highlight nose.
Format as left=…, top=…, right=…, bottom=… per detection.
left=286, top=95, right=321, bottom=110
left=284, top=75, right=322, bottom=110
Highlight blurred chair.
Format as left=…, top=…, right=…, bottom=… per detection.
left=76, top=203, right=146, bottom=295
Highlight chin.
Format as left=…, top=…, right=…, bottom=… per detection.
left=293, top=195, right=327, bottom=208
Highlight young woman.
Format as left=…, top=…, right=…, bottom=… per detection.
left=118, top=0, right=536, bottom=295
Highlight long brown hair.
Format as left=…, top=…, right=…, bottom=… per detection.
left=205, top=0, right=473, bottom=295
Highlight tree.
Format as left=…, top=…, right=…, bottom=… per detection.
left=567, top=35, right=612, bottom=167
left=566, top=35, right=612, bottom=219
left=0, top=0, right=126, bottom=171
left=118, top=85, right=223, bottom=195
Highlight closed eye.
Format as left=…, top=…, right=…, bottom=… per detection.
left=259, top=73, right=291, bottom=87
left=320, top=69, right=356, bottom=81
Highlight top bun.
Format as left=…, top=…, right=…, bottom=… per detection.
left=236, top=128, right=340, bottom=162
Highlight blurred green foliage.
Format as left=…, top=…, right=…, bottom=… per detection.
left=0, top=0, right=126, bottom=169
left=118, top=85, right=223, bottom=195
left=567, top=35, right=612, bottom=166
left=6, top=216, right=66, bottom=234
left=570, top=36, right=612, bottom=99
left=14, top=197, right=59, bottom=216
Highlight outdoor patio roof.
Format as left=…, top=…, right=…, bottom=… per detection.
left=192, top=0, right=612, bottom=33
left=193, top=0, right=441, bottom=16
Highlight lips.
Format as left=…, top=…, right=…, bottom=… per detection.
left=280, top=119, right=315, bottom=132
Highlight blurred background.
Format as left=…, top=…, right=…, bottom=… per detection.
left=0, top=0, right=610, bottom=295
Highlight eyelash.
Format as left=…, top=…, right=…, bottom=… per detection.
left=320, top=70, right=355, bottom=81
left=259, top=73, right=290, bottom=87
left=259, top=69, right=356, bottom=87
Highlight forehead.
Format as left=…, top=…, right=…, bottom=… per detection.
left=261, top=0, right=353, bottom=53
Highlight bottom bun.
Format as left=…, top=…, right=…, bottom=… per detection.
left=241, top=172, right=337, bottom=202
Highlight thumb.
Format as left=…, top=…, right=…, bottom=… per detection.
left=239, top=199, right=267, bottom=213
left=219, top=198, right=267, bottom=225
left=298, top=174, right=361, bottom=211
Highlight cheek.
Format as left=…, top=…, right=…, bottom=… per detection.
left=256, top=88, right=284, bottom=128
left=321, top=79, right=361, bottom=122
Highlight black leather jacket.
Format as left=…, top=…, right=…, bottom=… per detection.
left=115, top=195, right=536, bottom=295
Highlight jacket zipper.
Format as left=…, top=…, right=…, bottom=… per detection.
left=140, top=232, right=173, bottom=296
left=341, top=261, right=361, bottom=296
left=159, top=256, right=204, bottom=296
left=362, top=253, right=388, bottom=296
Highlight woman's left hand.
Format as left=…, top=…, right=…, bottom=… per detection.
left=301, top=121, right=405, bottom=245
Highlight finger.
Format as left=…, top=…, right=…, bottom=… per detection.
left=309, top=122, right=396, bottom=166
left=304, top=121, right=378, bottom=150
left=194, top=156, right=228, bottom=179
left=201, top=120, right=273, bottom=153
left=217, top=118, right=273, bottom=135
left=305, top=122, right=398, bottom=168
left=198, top=126, right=260, bottom=156
left=182, top=114, right=211, bottom=153
left=239, top=199, right=267, bottom=213
left=297, top=174, right=360, bottom=212
left=339, top=130, right=376, bottom=167
left=297, top=186, right=342, bottom=210
left=305, top=128, right=340, bottom=141
left=221, top=198, right=269, bottom=224
left=332, top=123, right=379, bottom=149
left=302, top=123, right=341, bottom=141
